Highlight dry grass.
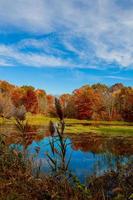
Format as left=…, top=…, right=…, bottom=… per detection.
left=0, top=135, right=91, bottom=200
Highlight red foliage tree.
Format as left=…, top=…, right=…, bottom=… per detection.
left=23, top=89, right=38, bottom=114
left=73, top=86, right=102, bottom=120
left=46, top=95, right=55, bottom=116
left=117, top=87, right=133, bottom=122
left=11, top=88, right=24, bottom=107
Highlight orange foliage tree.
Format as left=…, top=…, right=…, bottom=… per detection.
left=73, top=85, right=103, bottom=120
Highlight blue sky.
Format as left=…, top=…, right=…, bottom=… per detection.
left=0, top=0, right=133, bottom=94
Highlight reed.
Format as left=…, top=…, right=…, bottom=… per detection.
left=46, top=97, right=72, bottom=175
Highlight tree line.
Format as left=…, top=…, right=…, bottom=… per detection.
left=0, top=80, right=132, bottom=121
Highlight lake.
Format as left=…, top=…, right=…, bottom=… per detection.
left=1, top=124, right=133, bottom=183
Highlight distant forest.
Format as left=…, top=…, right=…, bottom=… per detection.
left=0, top=80, right=133, bottom=122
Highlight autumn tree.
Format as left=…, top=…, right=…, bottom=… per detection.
left=73, top=85, right=102, bottom=120
left=22, top=88, right=38, bottom=114
left=36, top=89, right=47, bottom=114
left=0, top=80, right=132, bottom=121
left=0, top=94, right=15, bottom=119
left=11, top=87, right=25, bottom=107
left=117, top=87, right=133, bottom=121
left=59, top=94, right=74, bottom=118
left=11, top=86, right=38, bottom=114
left=46, top=95, right=56, bottom=116
left=0, top=80, right=15, bottom=94
left=92, top=83, right=121, bottom=120
left=110, top=83, right=124, bottom=93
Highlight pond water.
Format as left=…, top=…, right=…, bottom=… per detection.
left=24, top=137, right=133, bottom=183
left=1, top=124, right=133, bottom=183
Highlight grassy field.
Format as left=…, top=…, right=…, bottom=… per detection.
left=0, top=114, right=133, bottom=137
left=65, top=124, right=133, bottom=136
left=26, top=114, right=133, bottom=125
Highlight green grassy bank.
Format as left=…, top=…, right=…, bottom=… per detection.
left=26, top=114, right=133, bottom=136
left=65, top=123, right=133, bottom=136
left=0, top=114, right=133, bottom=137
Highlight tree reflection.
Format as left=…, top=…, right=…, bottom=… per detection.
left=70, top=134, right=133, bottom=156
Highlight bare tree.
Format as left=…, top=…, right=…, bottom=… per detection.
left=0, top=94, right=16, bottom=119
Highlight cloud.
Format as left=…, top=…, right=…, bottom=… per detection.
left=0, top=44, right=74, bottom=67
left=104, top=75, right=132, bottom=81
left=0, top=59, right=13, bottom=67
left=0, top=0, right=133, bottom=67
left=0, top=0, right=53, bottom=33
left=0, top=39, right=102, bottom=69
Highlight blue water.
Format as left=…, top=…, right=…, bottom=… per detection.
left=11, top=136, right=133, bottom=183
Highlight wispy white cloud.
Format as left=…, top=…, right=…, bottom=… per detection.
left=0, top=44, right=74, bottom=67
left=0, top=40, right=102, bottom=68
left=0, top=0, right=133, bottom=67
left=0, top=59, right=13, bottom=67
left=104, top=75, right=132, bottom=81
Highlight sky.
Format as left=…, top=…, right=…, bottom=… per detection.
left=0, top=0, right=133, bottom=94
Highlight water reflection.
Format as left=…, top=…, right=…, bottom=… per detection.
left=69, top=134, right=133, bottom=155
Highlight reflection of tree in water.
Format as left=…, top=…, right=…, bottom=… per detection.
left=106, top=137, right=133, bottom=156
left=70, top=134, right=133, bottom=177
left=1, top=124, right=133, bottom=156
left=70, top=135, right=104, bottom=153
left=93, top=152, right=133, bottom=176
left=2, top=125, right=48, bottom=146
left=70, top=134, right=133, bottom=156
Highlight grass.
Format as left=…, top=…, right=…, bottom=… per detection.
left=26, top=114, right=133, bottom=137
left=65, top=124, right=133, bottom=136
left=0, top=113, right=133, bottom=126
left=0, top=136, right=91, bottom=200
left=1, top=141, right=132, bottom=200
left=26, top=114, right=133, bottom=126
left=0, top=114, right=133, bottom=137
